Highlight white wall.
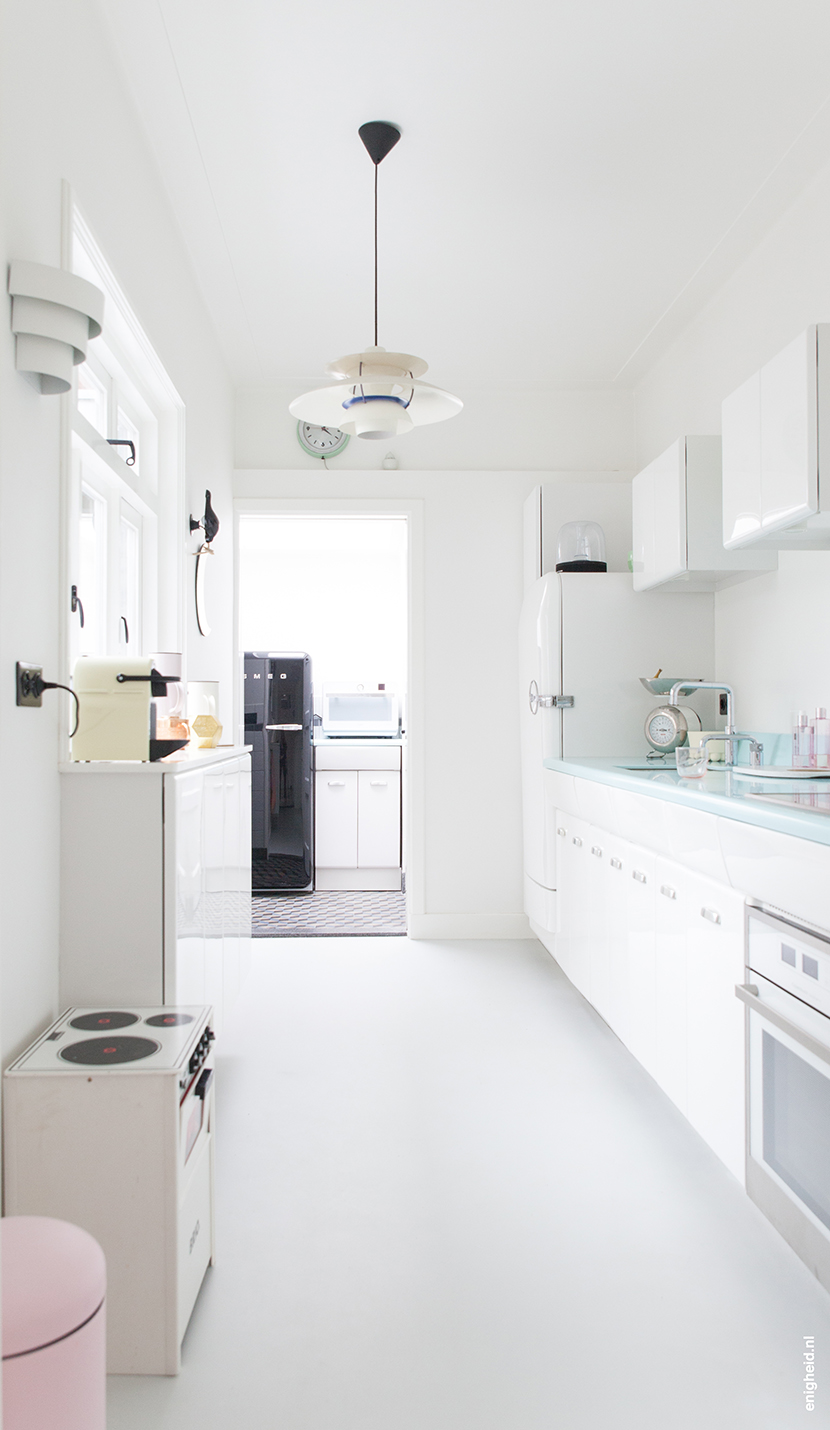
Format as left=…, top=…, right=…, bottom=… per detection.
left=0, top=0, right=234, bottom=1062
left=238, top=517, right=408, bottom=705
left=636, top=161, right=830, bottom=732
left=237, top=383, right=637, bottom=473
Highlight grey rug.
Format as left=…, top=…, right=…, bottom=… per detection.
left=252, top=889, right=407, bottom=938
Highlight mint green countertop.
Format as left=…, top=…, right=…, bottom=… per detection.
left=543, top=754, right=830, bottom=847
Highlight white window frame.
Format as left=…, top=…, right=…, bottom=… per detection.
left=59, top=185, right=185, bottom=757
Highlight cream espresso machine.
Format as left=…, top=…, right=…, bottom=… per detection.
left=71, top=656, right=189, bottom=761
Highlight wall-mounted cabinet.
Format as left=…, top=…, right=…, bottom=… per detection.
left=723, top=324, right=830, bottom=549
left=632, top=436, right=775, bottom=591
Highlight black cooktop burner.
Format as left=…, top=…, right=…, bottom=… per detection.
left=70, top=1011, right=139, bottom=1031
left=145, top=1013, right=194, bottom=1027
left=60, top=1036, right=160, bottom=1066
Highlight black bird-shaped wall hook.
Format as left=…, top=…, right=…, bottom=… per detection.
left=189, top=490, right=220, bottom=546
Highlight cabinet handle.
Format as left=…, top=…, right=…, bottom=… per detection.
left=701, top=907, right=721, bottom=924
left=632, top=870, right=647, bottom=883
left=610, top=857, right=622, bottom=870
left=660, top=885, right=677, bottom=900
left=369, top=780, right=388, bottom=787
left=557, top=827, right=566, bottom=837
left=327, top=780, right=346, bottom=787
left=572, top=836, right=582, bottom=847
left=591, top=845, right=603, bottom=858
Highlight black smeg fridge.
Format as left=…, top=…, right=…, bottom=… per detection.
left=244, top=652, right=313, bottom=891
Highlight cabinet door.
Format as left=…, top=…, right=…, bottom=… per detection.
left=553, top=816, right=573, bottom=978
left=760, top=327, right=818, bottom=534
left=222, top=761, right=241, bottom=1018
left=632, top=440, right=686, bottom=591
left=315, top=770, right=358, bottom=867
left=722, top=371, right=762, bottom=548
left=624, top=845, right=656, bottom=1075
left=654, top=858, right=688, bottom=1115
left=685, top=873, right=746, bottom=1181
left=238, top=757, right=252, bottom=993
left=203, top=769, right=225, bottom=1030
left=564, top=815, right=592, bottom=999
left=585, top=830, right=610, bottom=1018
left=598, top=833, right=629, bottom=1040
left=170, top=769, right=205, bottom=1006
left=357, top=771, right=401, bottom=868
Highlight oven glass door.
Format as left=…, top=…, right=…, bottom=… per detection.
left=748, top=983, right=830, bottom=1235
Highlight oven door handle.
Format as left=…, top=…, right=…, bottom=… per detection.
left=735, top=983, right=830, bottom=1068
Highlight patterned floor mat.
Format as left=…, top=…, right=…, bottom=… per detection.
left=252, top=890, right=407, bottom=938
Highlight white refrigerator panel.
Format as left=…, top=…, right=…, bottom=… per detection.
left=559, top=574, right=715, bottom=757
left=519, top=575, right=561, bottom=893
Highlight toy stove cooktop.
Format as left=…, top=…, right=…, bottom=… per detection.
left=8, top=1007, right=213, bottom=1074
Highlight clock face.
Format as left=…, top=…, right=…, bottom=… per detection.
left=645, top=704, right=687, bottom=751
left=297, top=422, right=350, bottom=458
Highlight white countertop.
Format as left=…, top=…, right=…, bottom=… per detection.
left=60, top=744, right=249, bottom=775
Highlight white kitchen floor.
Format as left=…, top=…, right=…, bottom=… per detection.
left=108, top=936, right=830, bottom=1429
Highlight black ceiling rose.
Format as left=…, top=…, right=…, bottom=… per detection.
left=358, top=121, right=401, bottom=166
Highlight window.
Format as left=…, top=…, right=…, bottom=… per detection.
left=63, top=199, right=184, bottom=698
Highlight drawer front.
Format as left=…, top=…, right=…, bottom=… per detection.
left=314, top=744, right=402, bottom=771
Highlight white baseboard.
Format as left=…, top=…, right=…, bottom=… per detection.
left=407, top=912, right=533, bottom=940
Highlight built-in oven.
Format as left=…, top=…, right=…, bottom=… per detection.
left=321, top=683, right=400, bottom=737
left=738, top=905, right=830, bottom=1292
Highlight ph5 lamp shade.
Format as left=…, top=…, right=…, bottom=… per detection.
left=9, top=261, right=105, bottom=394
left=289, top=347, right=462, bottom=440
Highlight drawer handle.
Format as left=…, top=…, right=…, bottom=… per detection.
left=610, top=857, right=622, bottom=870
left=369, top=780, right=388, bottom=787
left=572, top=836, right=582, bottom=847
left=557, top=827, right=566, bottom=837
left=591, top=845, right=603, bottom=858
left=701, top=907, right=721, bottom=924
left=660, top=885, right=677, bottom=900
left=327, top=780, right=346, bottom=787
left=632, top=870, right=647, bottom=883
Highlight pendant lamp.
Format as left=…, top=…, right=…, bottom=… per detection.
left=290, top=121, right=462, bottom=441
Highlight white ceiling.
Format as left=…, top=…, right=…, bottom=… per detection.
left=99, top=0, right=830, bottom=390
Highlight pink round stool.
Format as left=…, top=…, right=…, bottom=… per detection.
left=2, top=1216, right=106, bottom=1430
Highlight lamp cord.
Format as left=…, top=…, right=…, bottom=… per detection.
left=36, top=679, right=80, bottom=738
left=374, top=161, right=378, bottom=348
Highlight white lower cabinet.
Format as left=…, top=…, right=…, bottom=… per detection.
left=314, top=743, right=403, bottom=890
left=553, top=798, right=746, bottom=1182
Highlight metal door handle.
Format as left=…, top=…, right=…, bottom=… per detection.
left=369, top=780, right=388, bottom=787
left=120, top=615, right=129, bottom=643
left=610, top=858, right=622, bottom=870
left=701, top=907, right=721, bottom=924
left=632, top=870, right=647, bottom=883
left=557, top=827, right=566, bottom=836
left=327, top=780, right=346, bottom=787
left=735, top=983, right=830, bottom=1068
left=660, top=885, right=677, bottom=900
left=591, top=845, right=603, bottom=858
left=572, top=836, right=582, bottom=847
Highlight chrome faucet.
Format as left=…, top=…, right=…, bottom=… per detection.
left=701, top=733, right=764, bottom=769
left=668, top=680, right=763, bottom=769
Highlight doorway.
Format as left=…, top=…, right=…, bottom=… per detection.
left=237, top=512, right=409, bottom=937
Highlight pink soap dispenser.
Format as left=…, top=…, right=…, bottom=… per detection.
left=793, top=711, right=815, bottom=768
left=813, top=707, right=830, bottom=769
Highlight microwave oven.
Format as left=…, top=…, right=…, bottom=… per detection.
left=321, top=685, right=400, bottom=738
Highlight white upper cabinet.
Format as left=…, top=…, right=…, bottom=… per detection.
left=723, top=325, right=830, bottom=549
left=633, top=436, right=775, bottom=591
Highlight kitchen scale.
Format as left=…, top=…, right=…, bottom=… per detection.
left=640, top=677, right=704, bottom=753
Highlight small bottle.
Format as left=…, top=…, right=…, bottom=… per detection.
left=813, top=708, right=830, bottom=769
left=793, top=711, right=814, bottom=768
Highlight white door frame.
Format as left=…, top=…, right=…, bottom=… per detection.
left=234, top=496, right=425, bottom=931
